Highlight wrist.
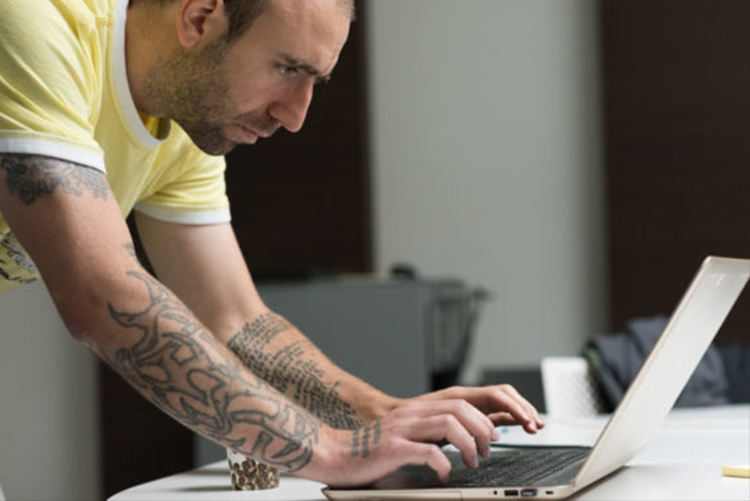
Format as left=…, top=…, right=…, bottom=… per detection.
left=357, top=390, right=402, bottom=422
left=300, top=425, right=350, bottom=484
left=376, top=394, right=402, bottom=417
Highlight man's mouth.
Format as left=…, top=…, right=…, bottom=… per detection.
left=236, top=122, right=278, bottom=144
left=237, top=125, right=260, bottom=144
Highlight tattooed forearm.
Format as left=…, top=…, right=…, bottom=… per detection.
left=0, top=154, right=108, bottom=204
left=351, top=420, right=381, bottom=458
left=105, top=248, right=318, bottom=472
left=228, top=313, right=364, bottom=430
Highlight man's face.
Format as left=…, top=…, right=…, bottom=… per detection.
left=148, top=0, right=351, bottom=155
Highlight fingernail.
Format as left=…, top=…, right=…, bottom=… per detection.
left=492, top=429, right=500, bottom=441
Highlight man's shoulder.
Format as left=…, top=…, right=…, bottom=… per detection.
left=1, top=0, right=114, bottom=73
left=3, top=0, right=112, bottom=34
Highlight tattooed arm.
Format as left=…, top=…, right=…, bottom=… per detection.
left=0, top=154, right=332, bottom=473
left=0, top=154, right=539, bottom=487
left=134, top=211, right=401, bottom=429
left=133, top=210, right=545, bottom=438
left=133, top=213, right=545, bottom=437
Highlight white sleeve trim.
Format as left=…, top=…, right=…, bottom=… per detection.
left=134, top=202, right=232, bottom=225
left=0, top=137, right=106, bottom=172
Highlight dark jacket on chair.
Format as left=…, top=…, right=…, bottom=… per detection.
left=585, top=315, right=748, bottom=411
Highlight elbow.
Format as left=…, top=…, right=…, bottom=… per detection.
left=65, top=321, right=99, bottom=349
left=48, top=285, right=110, bottom=348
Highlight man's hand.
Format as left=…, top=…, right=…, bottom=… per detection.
left=312, top=398, right=499, bottom=487
left=410, top=385, right=545, bottom=434
left=308, top=385, right=543, bottom=487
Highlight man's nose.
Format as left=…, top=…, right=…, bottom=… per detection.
left=270, top=82, right=314, bottom=133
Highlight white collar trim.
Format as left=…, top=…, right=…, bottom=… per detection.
left=112, top=0, right=169, bottom=148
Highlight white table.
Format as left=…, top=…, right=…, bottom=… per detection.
left=110, top=405, right=750, bottom=501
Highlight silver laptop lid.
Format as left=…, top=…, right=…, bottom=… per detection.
left=574, top=256, right=750, bottom=490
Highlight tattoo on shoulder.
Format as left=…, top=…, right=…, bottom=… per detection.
left=104, top=245, right=318, bottom=472
left=0, top=154, right=108, bottom=204
left=228, top=313, right=364, bottom=430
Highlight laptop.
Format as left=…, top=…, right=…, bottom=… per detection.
left=324, top=256, right=750, bottom=500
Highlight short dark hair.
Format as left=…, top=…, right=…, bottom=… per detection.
left=223, top=0, right=269, bottom=43
left=133, top=0, right=354, bottom=44
left=223, top=0, right=356, bottom=42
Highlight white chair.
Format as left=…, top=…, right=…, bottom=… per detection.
left=541, top=356, right=607, bottom=418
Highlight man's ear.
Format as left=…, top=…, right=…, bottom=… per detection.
left=176, top=0, right=228, bottom=49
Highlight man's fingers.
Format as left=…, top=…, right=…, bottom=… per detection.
left=410, top=414, right=479, bottom=468
left=485, top=386, right=542, bottom=433
left=499, top=384, right=545, bottom=428
left=403, top=442, right=452, bottom=483
left=488, top=411, right=517, bottom=427
left=408, top=400, right=495, bottom=457
left=488, top=389, right=535, bottom=430
left=426, top=385, right=544, bottom=432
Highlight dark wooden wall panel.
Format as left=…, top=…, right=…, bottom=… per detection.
left=225, top=0, right=372, bottom=277
left=601, top=0, right=750, bottom=341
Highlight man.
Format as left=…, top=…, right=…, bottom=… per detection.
left=0, top=0, right=544, bottom=487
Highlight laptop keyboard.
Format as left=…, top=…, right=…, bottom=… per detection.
left=447, top=447, right=591, bottom=487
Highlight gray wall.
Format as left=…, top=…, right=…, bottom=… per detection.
left=0, top=282, right=100, bottom=500
left=367, top=0, right=608, bottom=383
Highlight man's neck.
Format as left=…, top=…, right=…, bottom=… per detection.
left=124, top=1, right=178, bottom=117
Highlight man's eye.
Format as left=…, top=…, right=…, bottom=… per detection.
left=279, top=65, right=299, bottom=76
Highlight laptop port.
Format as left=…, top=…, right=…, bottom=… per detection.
left=520, top=489, right=537, bottom=497
left=504, top=490, right=519, bottom=496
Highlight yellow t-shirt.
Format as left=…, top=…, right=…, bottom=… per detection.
left=0, top=0, right=231, bottom=294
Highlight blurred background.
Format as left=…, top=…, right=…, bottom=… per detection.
left=0, top=0, right=747, bottom=499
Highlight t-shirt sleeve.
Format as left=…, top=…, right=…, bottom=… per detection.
left=0, top=1, right=105, bottom=171
left=134, top=144, right=232, bottom=225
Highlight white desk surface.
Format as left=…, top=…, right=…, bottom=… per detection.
left=110, top=405, right=750, bottom=501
